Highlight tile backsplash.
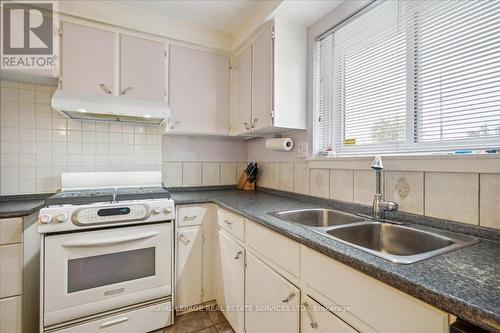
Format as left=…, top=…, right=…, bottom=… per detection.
left=256, top=162, right=500, bottom=230
left=0, top=80, right=162, bottom=195
left=162, top=161, right=247, bottom=187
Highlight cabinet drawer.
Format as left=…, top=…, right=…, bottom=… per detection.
left=218, top=208, right=245, bottom=241
left=0, top=218, right=23, bottom=245
left=0, top=296, right=22, bottom=333
left=0, top=243, right=23, bottom=298
left=246, top=220, right=300, bottom=277
left=301, top=246, right=449, bottom=333
left=178, top=205, right=207, bottom=227
left=302, top=296, right=357, bottom=333
left=56, top=300, right=172, bottom=333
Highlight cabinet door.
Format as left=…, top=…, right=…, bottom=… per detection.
left=0, top=296, right=22, bottom=333
left=61, top=22, right=115, bottom=96
left=0, top=244, right=23, bottom=298
left=169, top=45, right=230, bottom=134
left=251, top=25, right=274, bottom=132
left=245, top=253, right=300, bottom=333
left=235, top=45, right=252, bottom=135
left=302, top=296, right=358, bottom=333
left=217, top=230, right=245, bottom=333
left=120, top=35, right=165, bottom=100
left=176, top=228, right=203, bottom=309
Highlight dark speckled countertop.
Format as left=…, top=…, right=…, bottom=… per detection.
left=170, top=188, right=500, bottom=332
left=0, top=194, right=49, bottom=218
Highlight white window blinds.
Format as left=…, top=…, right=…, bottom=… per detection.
left=314, top=0, right=500, bottom=156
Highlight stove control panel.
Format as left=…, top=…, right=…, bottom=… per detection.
left=38, top=199, right=175, bottom=233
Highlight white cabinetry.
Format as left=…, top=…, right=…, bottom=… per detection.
left=245, top=253, right=300, bottom=333
left=175, top=205, right=216, bottom=310
left=301, top=295, right=358, bottom=333
left=234, top=19, right=306, bottom=135
left=217, top=230, right=245, bottom=333
left=0, top=296, right=22, bottom=333
left=168, top=45, right=230, bottom=135
left=120, top=35, right=165, bottom=100
left=61, top=22, right=115, bottom=96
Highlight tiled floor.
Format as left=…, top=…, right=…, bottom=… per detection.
left=152, top=308, right=235, bottom=333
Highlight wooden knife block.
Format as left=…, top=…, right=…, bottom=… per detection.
left=237, top=171, right=255, bottom=191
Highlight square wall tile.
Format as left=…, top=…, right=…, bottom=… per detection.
left=479, top=174, right=500, bottom=229
left=293, top=163, right=309, bottom=195
left=330, top=169, right=354, bottom=203
left=182, top=162, right=201, bottom=186
left=353, top=170, right=376, bottom=206
left=279, top=163, right=294, bottom=192
left=310, top=169, right=329, bottom=199
left=267, top=163, right=280, bottom=189
left=385, top=171, right=424, bottom=215
left=425, top=172, right=479, bottom=225
left=202, top=162, right=220, bottom=186
left=220, top=163, right=237, bottom=185
left=256, top=162, right=269, bottom=188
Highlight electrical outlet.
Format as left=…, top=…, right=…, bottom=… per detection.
left=297, top=142, right=308, bottom=158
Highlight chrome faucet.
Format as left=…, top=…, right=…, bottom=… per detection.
left=371, top=156, right=398, bottom=219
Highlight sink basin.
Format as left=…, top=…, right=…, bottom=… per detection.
left=325, top=221, right=478, bottom=264
left=269, top=208, right=363, bottom=228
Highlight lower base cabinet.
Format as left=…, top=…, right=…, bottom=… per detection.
left=301, top=295, right=358, bottom=333
left=245, top=253, right=300, bottom=333
left=0, top=295, right=22, bottom=333
left=217, top=230, right=245, bottom=333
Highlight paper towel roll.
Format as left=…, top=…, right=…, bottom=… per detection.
left=265, top=138, right=294, bottom=151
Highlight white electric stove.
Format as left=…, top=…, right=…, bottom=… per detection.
left=38, top=172, right=174, bottom=333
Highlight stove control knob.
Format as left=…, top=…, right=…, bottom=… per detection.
left=40, top=214, right=53, bottom=224
left=152, top=207, right=161, bottom=215
left=164, top=206, right=173, bottom=214
left=55, top=213, right=68, bottom=223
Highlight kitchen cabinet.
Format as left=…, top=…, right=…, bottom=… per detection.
left=168, top=45, right=230, bottom=135
left=217, top=230, right=245, bottom=333
left=176, top=205, right=216, bottom=310
left=120, top=35, right=165, bottom=100
left=301, top=295, right=358, bottom=333
left=0, top=243, right=23, bottom=298
left=234, top=19, right=306, bottom=135
left=235, top=45, right=252, bottom=135
left=0, top=296, right=22, bottom=333
left=245, top=253, right=300, bottom=333
left=61, top=22, right=115, bottom=96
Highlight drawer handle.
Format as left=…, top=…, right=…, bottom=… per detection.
left=99, top=83, right=112, bottom=95
left=183, top=215, right=198, bottom=221
left=234, top=251, right=243, bottom=260
left=243, top=122, right=250, bottom=130
left=179, top=233, right=191, bottom=245
left=121, top=86, right=133, bottom=95
left=282, top=292, right=296, bottom=303
left=224, top=219, right=232, bottom=225
left=303, top=302, right=319, bottom=329
left=100, top=316, right=129, bottom=329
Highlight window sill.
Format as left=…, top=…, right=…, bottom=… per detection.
left=307, top=153, right=500, bottom=173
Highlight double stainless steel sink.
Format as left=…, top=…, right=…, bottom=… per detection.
left=269, top=208, right=478, bottom=264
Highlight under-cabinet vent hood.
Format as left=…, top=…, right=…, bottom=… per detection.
left=51, top=89, right=170, bottom=125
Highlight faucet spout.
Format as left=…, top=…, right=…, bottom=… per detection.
left=370, top=156, right=398, bottom=219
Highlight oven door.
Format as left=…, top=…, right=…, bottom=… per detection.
left=44, top=223, right=172, bottom=327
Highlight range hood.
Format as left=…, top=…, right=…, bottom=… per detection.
left=51, top=89, right=170, bottom=125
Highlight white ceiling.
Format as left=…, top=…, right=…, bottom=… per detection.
left=117, top=0, right=270, bottom=34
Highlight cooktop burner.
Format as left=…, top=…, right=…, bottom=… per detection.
left=46, top=187, right=171, bottom=206
left=115, top=187, right=171, bottom=201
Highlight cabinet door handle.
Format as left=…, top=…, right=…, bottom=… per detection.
left=303, top=302, right=319, bottom=329
left=170, top=121, right=180, bottom=130
left=251, top=118, right=258, bottom=129
left=234, top=251, right=243, bottom=260
left=100, top=316, right=129, bottom=329
left=179, top=233, right=191, bottom=245
left=121, top=86, right=133, bottom=95
left=224, top=219, right=232, bottom=225
left=183, top=215, right=198, bottom=221
left=99, top=83, right=112, bottom=94
left=282, top=292, right=296, bottom=303
left=243, top=122, right=250, bottom=130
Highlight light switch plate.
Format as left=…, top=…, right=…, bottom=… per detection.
left=297, top=142, right=308, bottom=158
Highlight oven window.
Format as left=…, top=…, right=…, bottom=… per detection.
left=67, top=247, right=155, bottom=293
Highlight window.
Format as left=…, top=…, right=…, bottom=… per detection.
left=314, top=0, right=500, bottom=156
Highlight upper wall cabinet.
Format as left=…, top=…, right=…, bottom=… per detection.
left=168, top=45, right=230, bottom=135
left=61, top=21, right=166, bottom=102
left=61, top=22, right=115, bottom=96
left=234, top=19, right=307, bottom=136
left=120, top=35, right=165, bottom=100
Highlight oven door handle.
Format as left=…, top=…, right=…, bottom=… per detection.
left=62, top=231, right=160, bottom=247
